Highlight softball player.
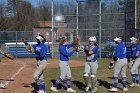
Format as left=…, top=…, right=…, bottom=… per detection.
left=50, top=36, right=77, bottom=92
left=83, top=36, right=98, bottom=93
left=129, top=37, right=140, bottom=87
left=32, top=35, right=48, bottom=93
left=38, top=33, right=46, bottom=43
left=109, top=36, right=128, bottom=92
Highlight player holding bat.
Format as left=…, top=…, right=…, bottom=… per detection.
left=22, top=35, right=48, bottom=93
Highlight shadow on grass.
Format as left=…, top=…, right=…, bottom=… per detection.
left=72, top=81, right=85, bottom=90
left=50, top=80, right=85, bottom=91
left=51, top=80, right=67, bottom=90
left=98, top=79, right=114, bottom=89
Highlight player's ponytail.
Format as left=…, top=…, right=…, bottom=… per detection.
left=59, top=36, right=67, bottom=51
left=59, top=37, right=66, bottom=46
left=135, top=37, right=139, bottom=43
left=118, top=36, right=124, bottom=41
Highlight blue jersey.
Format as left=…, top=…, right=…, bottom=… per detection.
left=115, top=42, right=126, bottom=59
left=136, top=43, right=140, bottom=58
left=59, top=43, right=76, bottom=61
left=32, top=43, right=48, bottom=61
left=84, top=44, right=98, bottom=62
left=91, top=46, right=98, bottom=62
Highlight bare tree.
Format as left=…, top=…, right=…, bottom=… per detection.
left=138, top=0, right=140, bottom=29
left=7, top=0, right=35, bottom=31
left=36, top=0, right=51, bottom=21
left=20, top=1, right=35, bottom=30
left=0, top=1, right=8, bottom=31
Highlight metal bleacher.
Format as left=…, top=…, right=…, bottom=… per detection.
left=5, top=42, right=51, bottom=58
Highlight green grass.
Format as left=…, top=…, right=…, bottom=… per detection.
left=44, top=58, right=140, bottom=93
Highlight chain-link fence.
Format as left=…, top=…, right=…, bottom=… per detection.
left=0, top=0, right=137, bottom=58
left=0, top=31, right=53, bottom=58
left=52, top=0, right=125, bottom=58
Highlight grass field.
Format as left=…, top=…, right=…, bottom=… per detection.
left=44, top=58, right=140, bottom=93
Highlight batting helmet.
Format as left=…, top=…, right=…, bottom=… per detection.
left=35, top=36, right=44, bottom=42
left=89, top=36, right=97, bottom=42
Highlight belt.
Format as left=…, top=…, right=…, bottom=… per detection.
left=118, top=58, right=125, bottom=59
left=86, top=60, right=92, bottom=62
left=86, top=60, right=98, bottom=63
left=37, top=59, right=46, bottom=61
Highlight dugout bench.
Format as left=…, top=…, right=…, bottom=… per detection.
left=5, top=42, right=51, bottom=58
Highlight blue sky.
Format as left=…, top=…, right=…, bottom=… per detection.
left=27, top=0, right=38, bottom=6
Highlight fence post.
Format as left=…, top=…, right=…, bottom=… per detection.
left=51, top=0, right=54, bottom=58
left=15, top=31, right=18, bottom=58
left=99, top=0, right=102, bottom=58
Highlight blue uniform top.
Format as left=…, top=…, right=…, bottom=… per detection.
left=59, top=43, right=76, bottom=61
left=115, top=42, right=126, bottom=59
left=32, top=43, right=48, bottom=61
left=136, top=43, right=140, bottom=58
left=91, top=46, right=98, bottom=62
left=84, top=45, right=98, bottom=62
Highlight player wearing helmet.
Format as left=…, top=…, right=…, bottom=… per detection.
left=38, top=33, right=46, bottom=43
left=32, top=35, right=48, bottom=93
left=82, top=36, right=98, bottom=93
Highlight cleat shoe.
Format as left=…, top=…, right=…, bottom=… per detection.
left=123, top=88, right=128, bottom=91
left=67, top=88, right=77, bottom=92
left=135, top=84, right=139, bottom=87
left=108, top=87, right=118, bottom=92
left=129, top=83, right=140, bottom=87
left=91, top=87, right=97, bottom=93
left=95, top=87, right=97, bottom=91
left=91, top=89, right=97, bottom=93
left=85, top=87, right=89, bottom=92
left=129, top=83, right=135, bottom=87
left=38, top=90, right=45, bottom=93
left=50, top=86, right=58, bottom=92
left=0, top=83, right=5, bottom=88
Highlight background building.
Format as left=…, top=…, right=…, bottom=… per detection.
left=33, top=21, right=66, bottom=42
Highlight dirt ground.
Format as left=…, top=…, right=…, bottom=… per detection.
left=0, top=58, right=84, bottom=93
